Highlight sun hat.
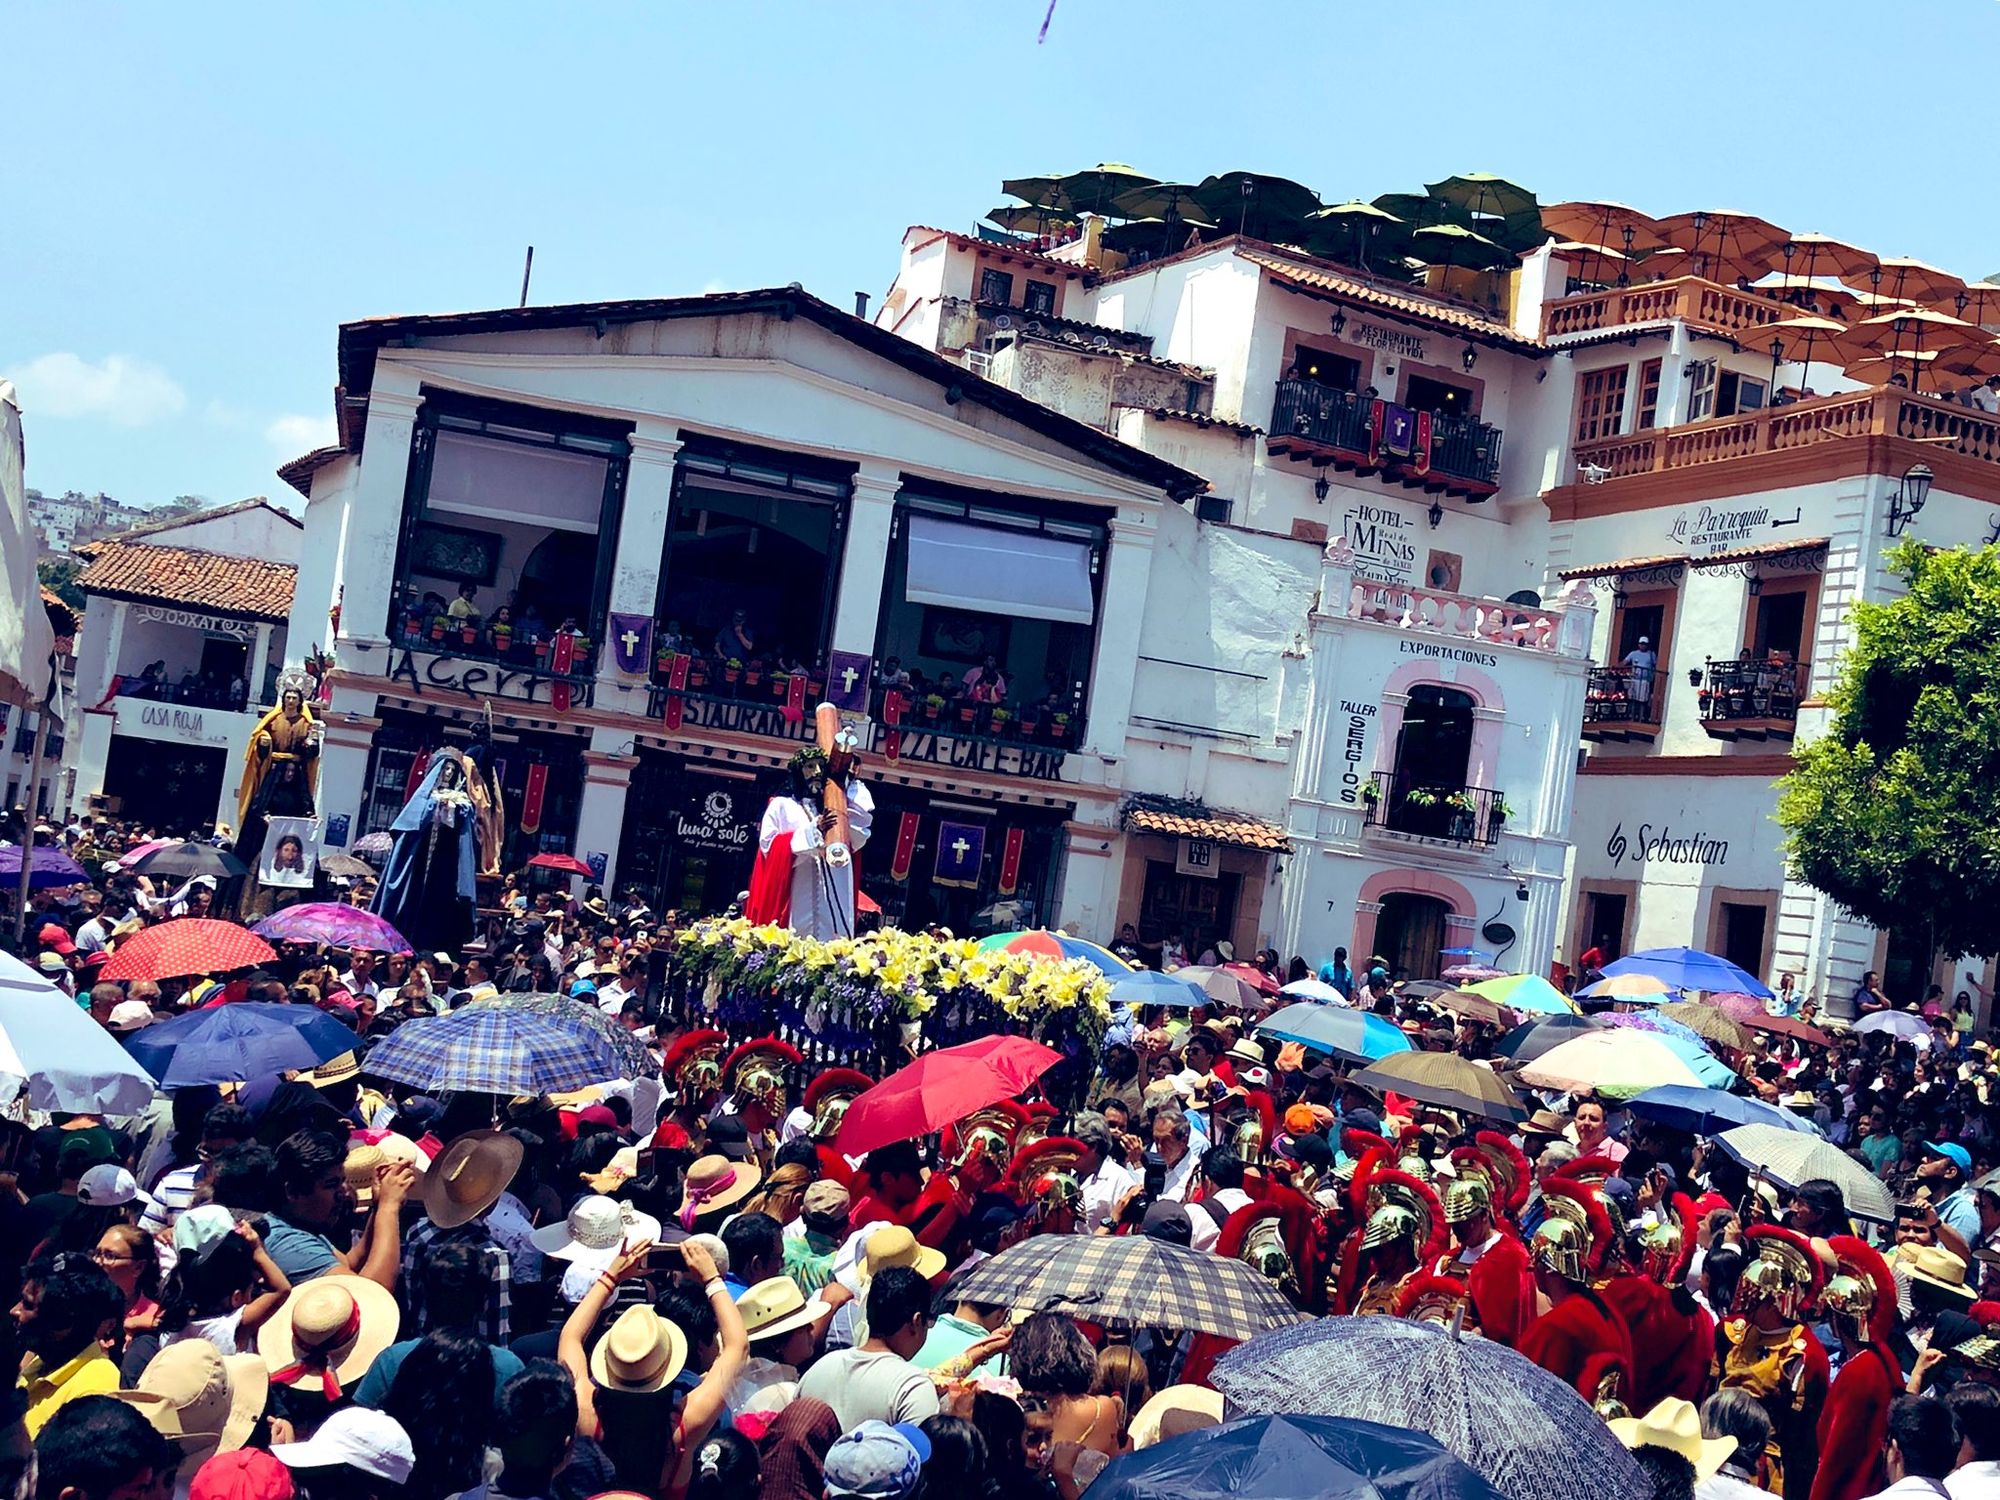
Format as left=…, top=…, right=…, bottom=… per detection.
left=587, top=1305, right=688, bottom=1394
left=300, top=1051, right=360, bottom=1089
left=420, top=1130, right=524, bottom=1229
left=77, top=1163, right=148, bottom=1209
left=801, top=1179, right=851, bottom=1228
left=108, top=998, right=156, bottom=1033
left=1518, top=1109, right=1570, bottom=1138
left=582, top=1144, right=642, bottom=1196
left=174, top=1204, right=239, bottom=1264
left=344, top=1145, right=387, bottom=1208
left=823, top=1420, right=931, bottom=1499
left=1129, top=1384, right=1224, bottom=1449
left=1608, top=1398, right=1735, bottom=1481
left=738, top=1276, right=831, bottom=1345
left=257, top=1275, right=401, bottom=1399
left=1924, top=1141, right=1974, bottom=1174
left=861, top=1224, right=945, bottom=1280
left=189, top=1449, right=295, bottom=1500
left=1897, top=1244, right=1975, bottom=1303
left=37, top=951, right=68, bottom=973
left=270, top=1408, right=414, bottom=1484
left=529, top=1194, right=669, bottom=1260
left=120, top=1340, right=270, bottom=1480
left=675, top=1154, right=762, bottom=1229
left=1226, top=1039, right=1266, bottom=1068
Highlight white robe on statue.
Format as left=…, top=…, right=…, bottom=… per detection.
left=756, top=781, right=873, bottom=940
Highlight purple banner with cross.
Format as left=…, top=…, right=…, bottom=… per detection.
left=825, top=650, right=873, bottom=713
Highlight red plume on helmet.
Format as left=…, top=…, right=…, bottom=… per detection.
left=1348, top=1144, right=1392, bottom=1219
left=802, top=1067, right=874, bottom=1115
left=723, top=1035, right=803, bottom=1081
left=1239, top=1090, right=1277, bottom=1152
left=815, top=1144, right=855, bottom=1189
left=1550, top=1153, right=1623, bottom=1186
left=1827, top=1233, right=1898, bottom=1349
left=1365, top=1165, right=1450, bottom=1263
left=1341, top=1127, right=1394, bottom=1162
left=1666, top=1191, right=1701, bottom=1286
left=942, top=1099, right=1030, bottom=1165
left=1214, top=1200, right=1286, bottom=1261
left=662, top=1028, right=727, bottom=1083
left=1743, top=1223, right=1827, bottom=1299
left=1393, top=1271, right=1470, bottom=1323
left=999, top=1137, right=1088, bottom=1206
left=1474, top=1130, right=1531, bottom=1215
left=1539, top=1179, right=1614, bottom=1272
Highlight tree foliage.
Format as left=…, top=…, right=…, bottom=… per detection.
left=1777, top=540, right=2000, bottom=959
left=36, top=558, right=84, bottom=613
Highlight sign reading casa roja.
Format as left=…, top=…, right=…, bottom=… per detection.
left=1607, top=822, right=1729, bottom=867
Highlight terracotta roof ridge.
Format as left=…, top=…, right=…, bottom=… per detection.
left=94, top=495, right=302, bottom=545
left=79, top=536, right=300, bottom=571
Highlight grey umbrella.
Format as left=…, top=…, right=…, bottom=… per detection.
left=1211, top=1315, right=1651, bottom=1500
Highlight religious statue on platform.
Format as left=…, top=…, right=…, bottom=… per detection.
left=745, top=704, right=874, bottom=939
left=232, top=673, right=322, bottom=914
left=372, top=739, right=506, bottom=953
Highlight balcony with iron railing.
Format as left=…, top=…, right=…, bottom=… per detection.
left=1696, top=657, right=1808, bottom=741
left=1360, top=771, right=1508, bottom=847
left=1582, top=666, right=1664, bottom=742
left=1542, top=276, right=1799, bottom=344
left=1267, top=379, right=1503, bottom=499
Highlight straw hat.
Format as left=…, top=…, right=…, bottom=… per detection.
left=300, top=1051, right=360, bottom=1089
left=257, top=1275, right=401, bottom=1399
left=587, top=1305, right=687, bottom=1394
left=861, top=1224, right=945, bottom=1281
left=529, top=1194, right=667, bottom=1260
left=738, top=1276, right=831, bottom=1345
left=675, top=1154, right=761, bottom=1228
left=1518, top=1109, right=1570, bottom=1138
left=1608, top=1398, right=1735, bottom=1481
left=120, top=1341, right=269, bottom=1480
left=1129, top=1385, right=1224, bottom=1449
left=421, top=1131, right=524, bottom=1229
left=582, top=1145, right=642, bottom=1196
left=1896, top=1244, right=1974, bottom=1302
left=344, top=1145, right=388, bottom=1208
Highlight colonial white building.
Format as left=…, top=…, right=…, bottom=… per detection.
left=67, top=500, right=300, bottom=831
left=0, top=591, right=78, bottom=818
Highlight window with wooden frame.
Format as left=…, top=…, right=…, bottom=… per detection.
left=1576, top=366, right=1629, bottom=443
left=1636, top=358, right=1663, bottom=429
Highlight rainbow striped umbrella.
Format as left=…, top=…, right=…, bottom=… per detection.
left=974, top=929, right=1131, bottom=976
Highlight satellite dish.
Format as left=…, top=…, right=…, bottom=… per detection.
left=1481, top=920, right=1516, bottom=947
left=1504, top=589, right=1542, bottom=607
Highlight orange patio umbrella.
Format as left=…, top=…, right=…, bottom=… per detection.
left=1753, top=315, right=1847, bottom=394
left=1776, top=232, right=1879, bottom=288
left=1540, top=201, right=1667, bottom=284
left=1656, top=209, right=1789, bottom=282
left=1931, top=281, right=2000, bottom=327
left=1872, top=256, right=1965, bottom=307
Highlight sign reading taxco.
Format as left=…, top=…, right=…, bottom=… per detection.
left=1342, top=501, right=1418, bottom=585
left=1606, top=821, right=1729, bottom=867
left=135, top=604, right=258, bottom=638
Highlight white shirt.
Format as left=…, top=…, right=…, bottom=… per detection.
left=338, top=970, right=380, bottom=999
left=1972, top=385, right=2000, bottom=414
left=1188, top=1187, right=1253, bottom=1253
left=1080, top=1155, right=1136, bottom=1234
left=1949, top=1464, right=2000, bottom=1500
left=1862, top=1477, right=1956, bottom=1500
left=595, top=980, right=631, bottom=1016
left=1160, top=1147, right=1200, bottom=1203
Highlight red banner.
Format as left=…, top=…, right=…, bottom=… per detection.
left=1367, top=397, right=1386, bottom=466
left=520, top=763, right=549, bottom=835
left=882, top=690, right=906, bottom=728
left=883, top=728, right=901, bottom=764
left=782, top=673, right=807, bottom=724
left=663, top=694, right=684, bottom=731
left=998, top=826, right=1025, bottom=896
left=403, top=748, right=434, bottom=804
left=551, top=681, right=572, bottom=713
left=667, top=654, right=690, bottom=692
left=551, top=631, right=576, bottom=676
left=889, top=812, right=920, bottom=882
left=1413, top=410, right=1434, bottom=476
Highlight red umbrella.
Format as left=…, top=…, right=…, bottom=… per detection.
left=836, top=1035, right=1062, bottom=1156
left=1221, top=961, right=1281, bottom=997
left=99, top=920, right=277, bottom=984
left=526, top=853, right=594, bottom=878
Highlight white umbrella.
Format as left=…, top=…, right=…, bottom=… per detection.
left=0, top=382, right=55, bottom=710
left=1513, top=1028, right=1703, bottom=1100
left=1715, top=1123, right=1896, bottom=1223
left=1279, top=978, right=1349, bottom=1006
left=0, top=985, right=158, bottom=1114
left=1851, top=1011, right=1932, bottom=1046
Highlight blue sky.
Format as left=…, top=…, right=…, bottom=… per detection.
left=8, top=1, right=1999, bottom=511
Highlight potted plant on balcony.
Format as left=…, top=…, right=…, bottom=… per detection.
left=1404, top=787, right=1439, bottom=808
left=655, top=641, right=676, bottom=675
left=989, top=706, right=1013, bottom=736
left=770, top=670, right=791, bottom=701
left=957, top=699, right=978, bottom=726
left=744, top=658, right=764, bottom=689
left=922, top=693, right=945, bottom=723
left=1361, top=780, right=1381, bottom=806
left=1444, top=789, right=1476, bottom=841
left=723, top=657, right=743, bottom=687
left=1048, top=710, right=1072, bottom=743
left=533, top=635, right=551, bottom=669
left=428, top=613, right=450, bottom=644
left=687, top=657, right=710, bottom=689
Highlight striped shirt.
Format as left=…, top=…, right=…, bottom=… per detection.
left=138, top=1162, right=203, bottom=1237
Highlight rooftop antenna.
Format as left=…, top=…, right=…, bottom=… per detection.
left=519, top=246, right=535, bottom=308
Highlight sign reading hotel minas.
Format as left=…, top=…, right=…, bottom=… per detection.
left=1606, top=822, right=1729, bottom=867
left=1342, top=501, right=1418, bottom=585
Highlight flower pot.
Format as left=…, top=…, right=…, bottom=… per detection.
left=492, top=625, right=513, bottom=654
left=461, top=624, right=478, bottom=646
left=724, top=669, right=740, bottom=685
left=958, top=707, right=977, bottom=724
left=745, top=671, right=763, bottom=688
left=428, top=617, right=448, bottom=643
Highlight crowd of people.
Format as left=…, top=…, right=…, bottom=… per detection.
left=2, top=814, right=1999, bottom=1500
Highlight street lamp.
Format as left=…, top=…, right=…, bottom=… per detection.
left=1888, top=462, right=1933, bottom=537
left=1427, top=500, right=1444, bottom=529
left=1314, top=475, right=1331, bottom=502
left=1461, top=342, right=1479, bottom=373
left=1329, top=309, right=1347, bottom=338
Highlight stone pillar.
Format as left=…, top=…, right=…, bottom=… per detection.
left=336, top=371, right=426, bottom=652
left=828, top=467, right=901, bottom=662
left=575, top=737, right=639, bottom=894
left=604, top=427, right=683, bottom=669
left=316, top=710, right=383, bottom=848
left=250, top=622, right=273, bottom=706
left=1081, top=512, right=1157, bottom=758
left=82, top=600, right=129, bottom=707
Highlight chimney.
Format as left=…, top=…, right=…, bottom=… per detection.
left=854, top=291, right=871, bottom=320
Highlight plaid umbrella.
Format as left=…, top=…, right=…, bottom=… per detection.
left=950, top=1233, right=1306, bottom=1342
left=362, top=1006, right=632, bottom=1095
left=253, top=904, right=411, bottom=953
left=1211, top=1316, right=1652, bottom=1500
left=460, top=992, right=657, bottom=1078
left=1715, top=1123, right=1895, bottom=1222
left=99, top=919, right=277, bottom=983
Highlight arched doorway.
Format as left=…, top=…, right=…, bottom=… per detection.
left=1387, top=685, right=1475, bottom=837
left=1374, top=891, right=1453, bottom=980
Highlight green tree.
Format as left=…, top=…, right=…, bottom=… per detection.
left=1777, top=539, right=2000, bottom=961
left=36, top=558, right=84, bottom=613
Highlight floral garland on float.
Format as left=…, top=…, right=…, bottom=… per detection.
left=665, top=919, right=1112, bottom=1093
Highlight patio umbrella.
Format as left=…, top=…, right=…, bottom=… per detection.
left=1778, top=232, right=1879, bottom=289
left=1743, top=1011, right=1833, bottom=1047
left=1372, top=192, right=1472, bottom=231
left=1306, top=200, right=1407, bottom=269
left=1601, top=946, right=1774, bottom=999
left=1875, top=255, right=1965, bottom=307
left=1349, top=1051, right=1526, bottom=1123
left=1656, top=1001, right=1750, bottom=1050
left=1193, top=171, right=1321, bottom=241
left=1655, top=209, right=1788, bottom=282
left=320, top=852, right=376, bottom=880
left=100, top=919, right=277, bottom=983
left=124, top=1002, right=360, bottom=1088
left=1211, top=1316, right=1651, bottom=1500
left=1102, top=217, right=1210, bottom=255
left=836, top=1034, right=1061, bottom=1155
left=1838, top=305, right=1978, bottom=356
left=998, top=173, right=1069, bottom=212
left=1514, top=1028, right=1703, bottom=1100
left=951, top=1232, right=1306, bottom=1342
left=126, top=841, right=250, bottom=881
left=1494, top=1012, right=1603, bottom=1065
left=0, top=843, right=90, bottom=888
left=1576, top=971, right=1676, bottom=1002
left=1220, top=961, right=1280, bottom=997
left=1540, top=200, right=1668, bottom=255
left=1715, top=1123, right=1896, bottom=1222
left=1172, top=966, right=1265, bottom=1010
left=1852, top=1010, right=1932, bottom=1044
left=1278, top=977, right=1348, bottom=1005
left=1107, top=181, right=1206, bottom=222
left=984, top=206, right=1076, bottom=237
left=459, top=991, right=656, bottom=1078
left=975, top=929, right=1130, bottom=977
left=0, top=985, right=159, bottom=1113
left=1427, top=173, right=1537, bottom=224
left=1255, top=1003, right=1412, bottom=1064
left=1754, top=314, right=1847, bottom=395
left=363, top=1006, right=637, bottom=1096
left=253, top=904, right=411, bottom=953
left=1466, top=973, right=1573, bottom=1016
left=1110, top=969, right=1210, bottom=1009
left=1935, top=280, right=2000, bottom=326
left=1412, top=223, right=1509, bottom=271
left=526, top=853, right=594, bottom=878
left=351, top=831, right=394, bottom=860
left=1047, top=163, right=1159, bottom=216
left=1626, top=1083, right=1814, bottom=1137
left=1088, top=1416, right=1507, bottom=1500
left=1844, top=348, right=1942, bottom=389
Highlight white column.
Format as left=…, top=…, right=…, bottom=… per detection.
left=1656, top=322, right=1695, bottom=429
left=604, top=427, right=683, bottom=671
left=1081, top=512, right=1157, bottom=758
left=575, top=739, right=638, bottom=894
left=316, top=709, right=382, bottom=847
left=250, top=622, right=273, bottom=705
left=83, top=600, right=129, bottom=707
left=337, top=371, right=425, bottom=651
left=829, top=467, right=901, bottom=660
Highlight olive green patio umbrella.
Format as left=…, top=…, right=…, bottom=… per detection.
left=1194, top=171, right=1322, bottom=241
left=1101, top=215, right=1213, bottom=255
left=998, top=174, right=1069, bottom=212
left=1412, top=223, right=1511, bottom=271
left=1306, top=200, right=1408, bottom=269
left=985, top=206, right=1076, bottom=236
left=1372, top=191, right=1473, bottom=231
left=1044, top=162, right=1158, bottom=216
left=1427, top=172, right=1538, bottom=224
left=1107, top=181, right=1205, bottom=222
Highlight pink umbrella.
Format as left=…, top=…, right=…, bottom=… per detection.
left=1709, top=992, right=1770, bottom=1023
left=1441, top=963, right=1507, bottom=981
left=118, top=839, right=174, bottom=866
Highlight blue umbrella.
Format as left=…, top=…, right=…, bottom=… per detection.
left=1494, top=1012, right=1602, bottom=1063
left=125, top=1002, right=360, bottom=1087
left=1627, top=1083, right=1817, bottom=1136
left=1109, top=970, right=1209, bottom=1009
left=1088, top=1415, right=1508, bottom=1500
left=1601, top=946, right=1775, bottom=1000
left=1255, top=1003, right=1412, bottom=1063
left=0, top=987, right=158, bottom=1113
left=363, top=1006, right=632, bottom=1094
left=0, top=843, right=91, bottom=889
left=1439, top=946, right=1495, bottom=962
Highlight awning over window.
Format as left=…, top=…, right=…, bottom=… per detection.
left=905, top=516, right=1095, bottom=625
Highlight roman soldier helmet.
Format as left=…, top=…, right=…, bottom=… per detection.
left=1551, top=1153, right=1623, bottom=1187
left=1472, top=1131, right=1531, bottom=1217
left=1358, top=1166, right=1448, bottom=1262
left=663, top=1028, right=728, bottom=1102
left=1535, top=1179, right=1615, bottom=1283
left=943, top=1100, right=1029, bottom=1168
left=722, top=1037, right=801, bottom=1114
left=1639, top=1191, right=1700, bottom=1288
left=1017, top=1101, right=1060, bottom=1152
left=802, top=1068, right=874, bottom=1141
left=1738, top=1224, right=1826, bottom=1322
left=1444, top=1145, right=1499, bottom=1225
left=1229, top=1091, right=1277, bottom=1165
left=1216, top=1202, right=1295, bottom=1295
left=1393, top=1271, right=1471, bottom=1327
left=1823, top=1234, right=1898, bottom=1348
left=1001, top=1137, right=1089, bottom=1226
